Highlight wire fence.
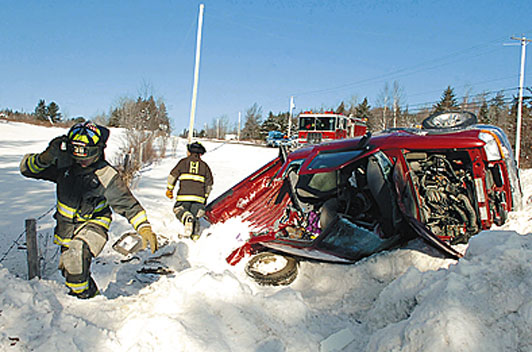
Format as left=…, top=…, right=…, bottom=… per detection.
left=0, top=205, right=58, bottom=278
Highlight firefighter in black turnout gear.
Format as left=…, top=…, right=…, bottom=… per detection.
left=166, top=142, right=213, bottom=241
left=20, top=121, right=158, bottom=299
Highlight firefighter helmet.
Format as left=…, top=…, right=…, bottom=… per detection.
left=67, top=121, right=109, bottom=160
left=187, top=141, right=206, bottom=155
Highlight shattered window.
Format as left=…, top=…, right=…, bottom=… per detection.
left=307, top=171, right=337, bottom=192
left=317, top=218, right=398, bottom=260
left=307, top=150, right=364, bottom=171
left=373, top=151, right=393, bottom=178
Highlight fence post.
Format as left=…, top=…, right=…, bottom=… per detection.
left=25, top=218, right=40, bottom=280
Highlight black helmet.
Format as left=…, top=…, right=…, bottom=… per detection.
left=67, top=121, right=109, bottom=160
left=187, top=141, right=206, bottom=155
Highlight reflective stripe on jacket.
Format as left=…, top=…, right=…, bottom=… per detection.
left=167, top=154, right=213, bottom=203
left=20, top=153, right=150, bottom=245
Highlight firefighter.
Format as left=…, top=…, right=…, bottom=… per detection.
left=20, top=121, right=158, bottom=299
left=166, top=141, right=213, bottom=241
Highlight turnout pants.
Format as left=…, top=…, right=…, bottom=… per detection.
left=173, top=201, right=205, bottom=236
left=58, top=222, right=107, bottom=299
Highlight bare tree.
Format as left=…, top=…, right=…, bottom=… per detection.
left=461, top=85, right=476, bottom=112
left=376, top=82, right=391, bottom=130
left=242, top=103, right=263, bottom=140
left=391, top=81, right=405, bottom=128
left=137, top=79, right=155, bottom=100
left=109, top=95, right=170, bottom=185
left=205, top=115, right=230, bottom=139
left=345, top=95, right=360, bottom=116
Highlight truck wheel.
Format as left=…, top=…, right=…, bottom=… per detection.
left=422, top=111, right=477, bottom=130
left=245, top=252, right=298, bottom=286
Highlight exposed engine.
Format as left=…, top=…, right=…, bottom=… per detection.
left=281, top=150, right=483, bottom=245
left=407, top=153, right=478, bottom=244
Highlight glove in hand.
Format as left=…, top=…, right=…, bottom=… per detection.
left=39, top=136, right=66, bottom=165
left=138, top=225, right=158, bottom=253
left=166, top=188, right=174, bottom=199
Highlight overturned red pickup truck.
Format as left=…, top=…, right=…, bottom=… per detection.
left=205, top=111, right=522, bottom=285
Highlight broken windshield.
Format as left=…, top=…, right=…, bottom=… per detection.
left=307, top=149, right=365, bottom=171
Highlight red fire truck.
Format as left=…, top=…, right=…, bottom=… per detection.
left=297, top=111, right=367, bottom=145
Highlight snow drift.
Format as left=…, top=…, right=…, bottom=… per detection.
left=0, top=121, right=531, bottom=351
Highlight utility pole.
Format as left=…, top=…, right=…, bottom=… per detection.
left=393, top=98, right=397, bottom=128
left=511, top=35, right=531, bottom=168
left=288, top=96, right=295, bottom=136
left=382, top=96, right=388, bottom=131
left=187, top=4, right=205, bottom=143
left=237, top=112, right=241, bottom=140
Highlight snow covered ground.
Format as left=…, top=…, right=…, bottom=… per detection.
left=0, top=121, right=531, bottom=352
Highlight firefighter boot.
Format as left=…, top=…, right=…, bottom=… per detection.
left=191, top=220, right=201, bottom=241
left=67, top=276, right=100, bottom=299
left=184, top=214, right=194, bottom=238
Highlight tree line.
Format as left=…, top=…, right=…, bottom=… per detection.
left=190, top=85, right=531, bottom=168
left=1, top=94, right=172, bottom=185
left=2, top=84, right=531, bottom=168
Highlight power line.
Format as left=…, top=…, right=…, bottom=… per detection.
left=289, top=38, right=510, bottom=98
left=406, top=86, right=524, bottom=109
left=399, top=86, right=532, bottom=114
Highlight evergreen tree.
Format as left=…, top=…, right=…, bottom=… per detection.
left=47, top=101, right=61, bottom=122
left=520, top=100, right=532, bottom=168
left=34, top=99, right=48, bottom=121
left=478, top=101, right=489, bottom=124
left=355, top=98, right=372, bottom=120
left=260, top=111, right=290, bottom=136
left=433, top=86, right=459, bottom=113
left=242, top=103, right=263, bottom=140
left=335, top=101, right=346, bottom=115
left=72, top=116, right=86, bottom=124
left=261, top=112, right=281, bottom=134
left=108, top=108, right=122, bottom=127
left=109, top=95, right=170, bottom=134
left=488, top=92, right=507, bottom=127
left=157, top=101, right=171, bottom=134
left=355, top=98, right=375, bottom=131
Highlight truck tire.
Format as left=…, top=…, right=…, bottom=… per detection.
left=422, top=111, right=477, bottom=130
left=245, top=252, right=298, bottom=286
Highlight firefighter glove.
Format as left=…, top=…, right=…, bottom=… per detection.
left=165, top=188, right=174, bottom=199
left=39, top=136, right=66, bottom=165
left=138, top=225, right=158, bottom=253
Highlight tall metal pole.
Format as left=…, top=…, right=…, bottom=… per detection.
left=288, top=96, right=295, bottom=136
left=511, top=36, right=531, bottom=168
left=237, top=112, right=241, bottom=141
left=393, top=98, right=397, bottom=128
left=188, top=4, right=205, bottom=143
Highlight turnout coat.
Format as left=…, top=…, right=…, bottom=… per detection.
left=167, top=154, right=213, bottom=204
left=20, top=153, right=149, bottom=255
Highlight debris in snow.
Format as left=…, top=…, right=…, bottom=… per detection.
left=320, top=328, right=356, bottom=352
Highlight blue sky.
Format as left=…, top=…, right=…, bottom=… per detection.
left=1, top=0, right=531, bottom=133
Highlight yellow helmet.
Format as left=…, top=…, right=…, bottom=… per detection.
left=67, top=121, right=109, bottom=160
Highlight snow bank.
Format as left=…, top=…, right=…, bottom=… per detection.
left=0, top=121, right=531, bottom=351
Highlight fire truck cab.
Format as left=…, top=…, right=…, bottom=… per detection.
left=297, top=111, right=367, bottom=146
